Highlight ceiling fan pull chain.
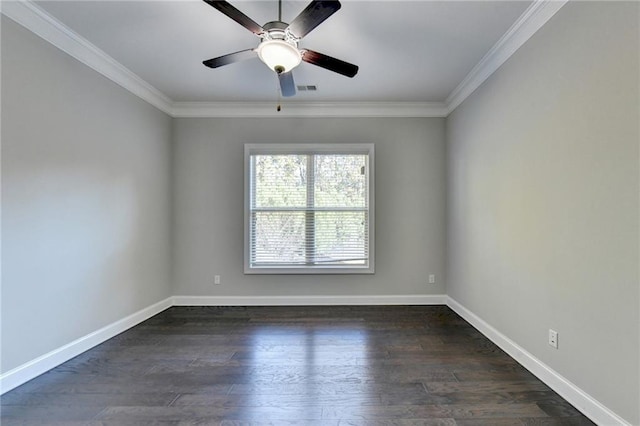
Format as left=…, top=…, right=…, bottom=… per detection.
left=276, top=79, right=282, bottom=112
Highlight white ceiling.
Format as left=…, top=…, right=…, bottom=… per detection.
left=28, top=0, right=532, bottom=105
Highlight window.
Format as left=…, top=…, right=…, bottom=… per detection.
left=245, top=144, right=374, bottom=274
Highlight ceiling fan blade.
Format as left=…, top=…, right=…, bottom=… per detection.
left=203, top=49, right=256, bottom=68
left=301, top=49, right=358, bottom=78
left=287, top=0, right=341, bottom=39
left=202, top=0, right=263, bottom=35
left=278, top=71, right=296, bottom=97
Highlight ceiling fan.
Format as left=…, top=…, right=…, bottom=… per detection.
left=201, top=0, right=359, bottom=97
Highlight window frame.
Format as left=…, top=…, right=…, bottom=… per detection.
left=244, top=143, right=375, bottom=275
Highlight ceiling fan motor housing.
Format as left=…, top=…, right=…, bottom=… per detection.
left=256, top=21, right=302, bottom=73
left=202, top=0, right=357, bottom=97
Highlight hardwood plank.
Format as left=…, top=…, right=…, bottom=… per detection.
left=94, top=405, right=325, bottom=421
left=337, top=421, right=457, bottom=426
left=320, top=403, right=550, bottom=420
left=221, top=422, right=339, bottom=426
left=424, top=381, right=551, bottom=394
left=453, top=369, right=540, bottom=382
left=0, top=405, right=104, bottom=421
left=0, top=392, right=177, bottom=407
left=0, top=421, right=178, bottom=426
left=228, top=382, right=425, bottom=396
left=521, top=418, right=598, bottom=426
left=0, top=306, right=595, bottom=425
left=454, top=418, right=524, bottom=426
left=171, top=392, right=382, bottom=407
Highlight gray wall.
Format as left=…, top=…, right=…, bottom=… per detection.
left=1, top=17, right=173, bottom=373
left=2, top=2, right=637, bottom=423
left=446, top=2, right=639, bottom=424
left=172, top=117, right=446, bottom=297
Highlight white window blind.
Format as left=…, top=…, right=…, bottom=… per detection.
left=245, top=144, right=374, bottom=274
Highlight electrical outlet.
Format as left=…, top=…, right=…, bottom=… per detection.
left=428, top=274, right=436, bottom=284
left=548, top=329, right=558, bottom=349
left=214, top=275, right=221, bottom=285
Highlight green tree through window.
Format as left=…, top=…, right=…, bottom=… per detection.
left=245, top=144, right=374, bottom=274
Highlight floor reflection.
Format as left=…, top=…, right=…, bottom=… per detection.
left=243, top=320, right=374, bottom=420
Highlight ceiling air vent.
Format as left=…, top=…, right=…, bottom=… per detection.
left=296, top=85, right=317, bottom=92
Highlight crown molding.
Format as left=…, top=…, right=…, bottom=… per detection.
left=446, top=0, right=568, bottom=114
left=1, top=0, right=174, bottom=115
left=2, top=0, right=567, bottom=118
left=171, top=101, right=448, bottom=118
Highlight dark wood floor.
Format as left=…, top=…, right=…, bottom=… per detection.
left=2, top=305, right=594, bottom=425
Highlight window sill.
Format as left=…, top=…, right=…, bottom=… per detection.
left=244, top=266, right=375, bottom=275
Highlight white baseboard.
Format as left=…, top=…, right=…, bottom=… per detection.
left=172, top=294, right=447, bottom=306
left=446, top=296, right=631, bottom=426
left=0, top=297, right=173, bottom=394
left=1, top=293, right=629, bottom=426
left=0, top=294, right=443, bottom=395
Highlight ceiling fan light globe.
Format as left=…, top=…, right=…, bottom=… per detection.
left=256, top=40, right=302, bottom=73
